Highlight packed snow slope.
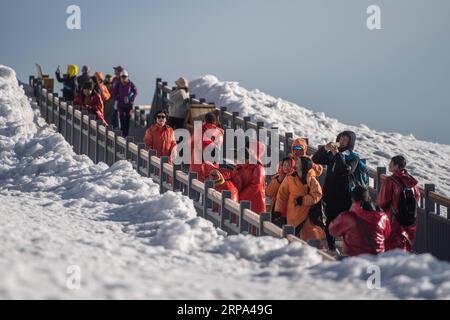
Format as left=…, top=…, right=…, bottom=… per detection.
left=1, top=65, right=450, bottom=299
left=190, top=76, right=450, bottom=197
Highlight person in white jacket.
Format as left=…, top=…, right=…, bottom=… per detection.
left=168, top=77, right=190, bottom=130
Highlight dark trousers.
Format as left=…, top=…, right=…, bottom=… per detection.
left=325, top=210, right=341, bottom=250
left=119, top=113, right=131, bottom=137
left=111, top=110, right=119, bottom=130
left=169, top=117, right=185, bottom=130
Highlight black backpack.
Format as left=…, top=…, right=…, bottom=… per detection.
left=390, top=176, right=417, bottom=227
left=306, top=186, right=326, bottom=228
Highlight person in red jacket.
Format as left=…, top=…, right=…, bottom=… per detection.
left=144, top=111, right=177, bottom=161
left=330, top=186, right=391, bottom=257
left=73, top=81, right=108, bottom=126
left=376, top=156, right=420, bottom=252
left=207, top=168, right=239, bottom=203
left=232, top=147, right=266, bottom=215
left=189, top=113, right=224, bottom=182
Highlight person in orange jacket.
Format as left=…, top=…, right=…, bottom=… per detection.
left=189, top=113, right=224, bottom=182
left=93, top=72, right=112, bottom=104
left=275, top=156, right=325, bottom=244
left=144, top=111, right=177, bottom=162
left=232, top=148, right=266, bottom=215
left=290, top=138, right=323, bottom=177
left=73, top=81, right=108, bottom=126
left=266, top=157, right=294, bottom=226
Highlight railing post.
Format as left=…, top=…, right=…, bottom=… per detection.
left=70, top=105, right=75, bottom=146
left=113, top=130, right=122, bottom=163
left=243, top=116, right=251, bottom=131
left=188, top=172, right=198, bottom=200
left=424, top=184, right=436, bottom=253
left=160, top=156, right=169, bottom=194
left=87, top=115, right=96, bottom=159
left=136, top=143, right=145, bottom=174
left=284, top=132, right=293, bottom=157
left=231, top=112, right=239, bottom=130
left=220, top=107, right=228, bottom=128
left=133, top=106, right=139, bottom=128
left=147, top=150, right=157, bottom=177
left=239, top=201, right=251, bottom=233
left=199, top=98, right=206, bottom=104
left=220, top=191, right=232, bottom=230
left=79, top=111, right=88, bottom=155
left=43, top=92, right=49, bottom=122
left=139, top=110, right=146, bottom=128
left=259, top=213, right=271, bottom=237
left=103, top=126, right=111, bottom=165
left=54, top=95, right=60, bottom=130
left=203, top=180, right=214, bottom=218
left=162, top=81, right=168, bottom=110
left=53, top=94, right=59, bottom=126
left=125, top=136, right=134, bottom=161
left=61, top=102, right=68, bottom=140
left=172, top=164, right=182, bottom=192
left=94, top=121, right=101, bottom=164
left=376, top=167, right=387, bottom=193
left=282, top=225, right=295, bottom=238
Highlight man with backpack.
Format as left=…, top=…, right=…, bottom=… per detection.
left=377, top=156, right=420, bottom=252
left=312, top=131, right=368, bottom=253
left=330, top=186, right=391, bottom=257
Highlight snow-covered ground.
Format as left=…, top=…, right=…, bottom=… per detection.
left=1, top=65, right=450, bottom=299
left=190, top=75, right=450, bottom=197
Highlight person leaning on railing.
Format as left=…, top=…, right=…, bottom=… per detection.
left=73, top=81, right=108, bottom=126
left=103, top=74, right=115, bottom=126
left=168, top=77, right=190, bottom=130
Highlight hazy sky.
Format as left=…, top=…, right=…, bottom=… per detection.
left=1, top=0, right=449, bottom=144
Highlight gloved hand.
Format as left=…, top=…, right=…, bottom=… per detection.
left=272, top=212, right=282, bottom=224
left=113, top=101, right=118, bottom=111
left=295, top=196, right=303, bottom=206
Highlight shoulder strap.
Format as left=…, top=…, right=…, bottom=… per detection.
left=349, top=211, right=378, bottom=255
left=390, top=175, right=405, bottom=189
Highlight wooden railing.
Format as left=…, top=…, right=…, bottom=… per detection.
left=133, top=78, right=450, bottom=262
left=29, top=75, right=336, bottom=262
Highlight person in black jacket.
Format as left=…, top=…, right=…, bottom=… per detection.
left=312, top=130, right=360, bottom=252
left=55, top=65, right=78, bottom=102
left=77, top=65, right=91, bottom=93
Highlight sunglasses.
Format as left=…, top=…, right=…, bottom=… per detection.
left=293, top=146, right=303, bottom=151
left=157, top=115, right=166, bottom=119
left=121, top=76, right=128, bottom=78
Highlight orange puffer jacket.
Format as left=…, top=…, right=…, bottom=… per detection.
left=144, top=124, right=177, bottom=160
left=275, top=170, right=325, bottom=242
